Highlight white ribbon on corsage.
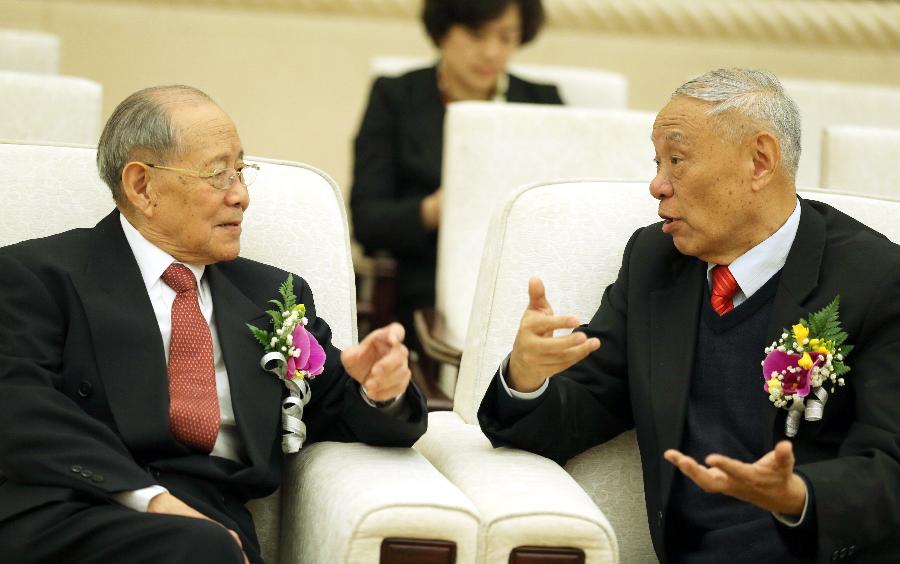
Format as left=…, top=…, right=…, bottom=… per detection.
left=785, top=387, right=829, bottom=437
left=261, top=351, right=312, bottom=453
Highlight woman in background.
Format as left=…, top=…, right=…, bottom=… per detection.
left=351, top=0, right=562, bottom=362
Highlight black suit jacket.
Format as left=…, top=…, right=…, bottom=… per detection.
left=350, top=65, right=563, bottom=310
left=479, top=199, right=900, bottom=563
left=0, top=211, right=427, bottom=527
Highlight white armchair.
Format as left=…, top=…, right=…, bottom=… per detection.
left=0, top=71, right=102, bottom=144
left=820, top=125, right=900, bottom=200
left=0, top=29, right=60, bottom=74
left=0, top=141, right=481, bottom=564
left=370, top=56, right=628, bottom=109
left=417, top=180, right=661, bottom=564
left=781, top=78, right=900, bottom=188
left=421, top=102, right=655, bottom=380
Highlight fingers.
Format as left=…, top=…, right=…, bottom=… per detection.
left=227, top=530, right=250, bottom=564
left=361, top=341, right=411, bottom=401
left=525, top=312, right=581, bottom=336
left=527, top=277, right=553, bottom=314
left=665, top=449, right=727, bottom=493
left=773, top=440, right=795, bottom=470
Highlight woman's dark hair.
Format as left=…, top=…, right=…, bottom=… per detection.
left=422, top=0, right=546, bottom=46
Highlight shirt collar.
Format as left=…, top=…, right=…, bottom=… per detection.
left=707, top=199, right=801, bottom=299
left=119, top=212, right=205, bottom=291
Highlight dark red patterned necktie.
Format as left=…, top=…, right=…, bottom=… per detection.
left=161, top=263, right=219, bottom=453
left=710, top=265, right=740, bottom=316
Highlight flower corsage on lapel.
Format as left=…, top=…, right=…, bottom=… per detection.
left=762, top=296, right=852, bottom=437
left=248, top=274, right=325, bottom=453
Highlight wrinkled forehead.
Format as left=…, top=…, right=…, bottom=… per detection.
left=169, top=101, right=243, bottom=164
left=651, top=97, right=716, bottom=147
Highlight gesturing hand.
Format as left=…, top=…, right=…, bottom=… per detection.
left=664, top=440, right=807, bottom=516
left=148, top=492, right=249, bottom=564
left=341, top=322, right=411, bottom=402
left=507, top=277, right=601, bottom=393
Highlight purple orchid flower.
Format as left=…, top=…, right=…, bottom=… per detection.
left=762, top=350, right=825, bottom=398
left=285, top=323, right=326, bottom=379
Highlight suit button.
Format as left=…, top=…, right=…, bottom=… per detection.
left=839, top=548, right=848, bottom=559
left=848, top=545, right=856, bottom=556
left=71, top=465, right=83, bottom=473
left=91, top=474, right=105, bottom=483
left=77, top=381, right=93, bottom=398
left=831, top=550, right=840, bottom=561
left=80, top=470, right=93, bottom=479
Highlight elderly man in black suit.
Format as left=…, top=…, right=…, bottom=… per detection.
left=478, top=69, right=899, bottom=563
left=0, top=85, right=427, bottom=564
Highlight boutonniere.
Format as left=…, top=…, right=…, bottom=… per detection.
left=762, top=296, right=852, bottom=437
left=248, top=274, right=326, bottom=453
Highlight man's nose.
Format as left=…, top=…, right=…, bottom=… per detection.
left=649, top=173, right=672, bottom=200
left=225, top=180, right=250, bottom=210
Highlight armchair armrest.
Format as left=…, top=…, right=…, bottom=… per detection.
left=280, top=441, right=480, bottom=564
left=415, top=412, right=619, bottom=564
left=413, top=307, right=463, bottom=367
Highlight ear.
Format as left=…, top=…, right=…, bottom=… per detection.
left=121, top=161, right=156, bottom=218
left=750, top=131, right=781, bottom=191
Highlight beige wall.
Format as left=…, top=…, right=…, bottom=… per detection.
left=4, top=0, right=899, bottom=201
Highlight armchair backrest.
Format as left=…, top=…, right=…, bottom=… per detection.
left=819, top=126, right=900, bottom=200
left=370, top=55, right=628, bottom=108
left=782, top=78, right=900, bottom=188
left=454, top=179, right=659, bottom=562
left=0, top=29, right=60, bottom=74
left=0, top=141, right=357, bottom=564
left=438, top=102, right=656, bottom=352
left=799, top=188, right=900, bottom=244
left=0, top=71, right=102, bottom=144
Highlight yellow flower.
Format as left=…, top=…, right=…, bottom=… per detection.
left=798, top=352, right=814, bottom=370
left=793, top=323, right=809, bottom=343
left=767, top=378, right=783, bottom=393
left=809, top=338, right=830, bottom=354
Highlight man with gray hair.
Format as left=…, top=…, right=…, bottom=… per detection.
left=0, top=85, right=427, bottom=563
left=479, top=69, right=900, bottom=562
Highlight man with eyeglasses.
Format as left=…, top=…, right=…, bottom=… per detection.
left=0, top=85, right=427, bottom=564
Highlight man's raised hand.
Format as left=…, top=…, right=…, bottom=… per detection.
left=507, top=277, right=601, bottom=392
left=341, top=322, right=411, bottom=402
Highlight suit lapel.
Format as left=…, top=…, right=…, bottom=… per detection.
left=71, top=211, right=174, bottom=455
left=649, top=257, right=706, bottom=505
left=206, top=266, right=282, bottom=469
left=762, top=199, right=825, bottom=443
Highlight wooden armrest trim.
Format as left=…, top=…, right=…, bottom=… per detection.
left=413, top=308, right=462, bottom=367
left=509, top=546, right=586, bottom=564
left=380, top=537, right=456, bottom=564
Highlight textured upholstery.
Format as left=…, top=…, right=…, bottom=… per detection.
left=0, top=71, right=102, bottom=144
left=820, top=126, right=900, bottom=200
left=416, top=180, right=661, bottom=563
left=798, top=188, right=900, bottom=244
left=438, top=102, right=656, bottom=353
left=782, top=78, right=900, bottom=188
left=370, top=56, right=628, bottom=109
left=0, top=141, right=480, bottom=564
left=416, top=411, right=618, bottom=564
left=0, top=29, right=60, bottom=74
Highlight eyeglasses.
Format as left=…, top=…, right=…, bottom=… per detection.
left=143, top=162, right=260, bottom=191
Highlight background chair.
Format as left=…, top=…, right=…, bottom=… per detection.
left=370, top=56, right=628, bottom=109
left=0, top=141, right=480, bottom=564
left=782, top=78, right=900, bottom=188
left=421, top=102, right=655, bottom=397
left=819, top=125, right=900, bottom=199
left=0, top=70, right=102, bottom=144
left=418, top=180, right=661, bottom=564
left=0, top=29, right=60, bottom=74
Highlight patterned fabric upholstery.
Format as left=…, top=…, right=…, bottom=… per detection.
left=782, top=78, right=900, bottom=188
left=0, top=29, right=60, bottom=74
left=0, top=141, right=480, bottom=564
left=0, top=71, right=102, bottom=144
left=370, top=56, right=628, bottom=109
left=820, top=126, right=900, bottom=200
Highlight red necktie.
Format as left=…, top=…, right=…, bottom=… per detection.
left=710, top=265, right=740, bottom=316
left=162, top=263, right=219, bottom=453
